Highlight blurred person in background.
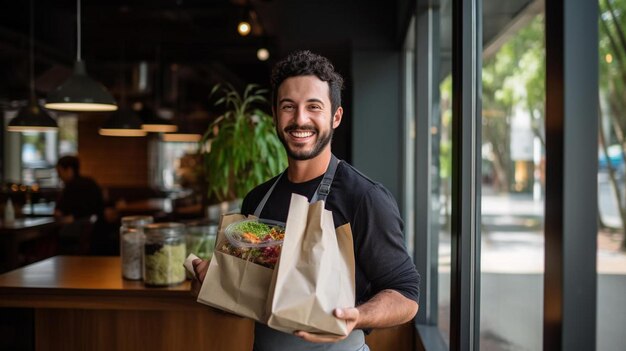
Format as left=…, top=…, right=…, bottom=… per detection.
left=55, top=155, right=111, bottom=255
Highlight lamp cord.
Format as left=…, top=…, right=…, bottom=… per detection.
left=120, top=43, right=126, bottom=105
left=76, top=0, right=81, bottom=62
left=29, top=0, right=35, bottom=99
left=155, top=44, right=161, bottom=109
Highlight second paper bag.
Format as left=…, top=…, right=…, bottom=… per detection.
left=267, top=193, right=355, bottom=336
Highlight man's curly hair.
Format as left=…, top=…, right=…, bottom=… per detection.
left=270, top=50, right=344, bottom=114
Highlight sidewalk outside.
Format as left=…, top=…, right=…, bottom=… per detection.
left=480, top=190, right=626, bottom=274
left=436, top=187, right=626, bottom=351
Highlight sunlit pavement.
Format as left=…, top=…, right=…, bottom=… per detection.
left=441, top=190, right=626, bottom=274
left=435, top=189, right=626, bottom=350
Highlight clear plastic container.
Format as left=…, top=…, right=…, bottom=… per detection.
left=143, top=222, right=187, bottom=287
left=185, top=220, right=218, bottom=261
left=120, top=215, right=153, bottom=280
left=224, top=219, right=285, bottom=247
left=221, top=218, right=285, bottom=268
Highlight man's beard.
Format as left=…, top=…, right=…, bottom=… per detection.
left=277, top=122, right=334, bottom=161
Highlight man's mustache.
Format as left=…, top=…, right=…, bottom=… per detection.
left=284, top=124, right=317, bottom=133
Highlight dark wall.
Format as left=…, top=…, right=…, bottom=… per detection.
left=254, top=0, right=403, bottom=167
left=351, top=50, right=402, bottom=200
left=77, top=113, right=149, bottom=188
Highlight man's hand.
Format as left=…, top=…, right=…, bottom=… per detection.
left=294, top=307, right=360, bottom=343
left=192, top=258, right=209, bottom=281
left=295, top=289, right=418, bottom=343
left=190, top=258, right=209, bottom=296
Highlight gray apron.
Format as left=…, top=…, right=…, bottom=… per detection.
left=253, top=155, right=369, bottom=351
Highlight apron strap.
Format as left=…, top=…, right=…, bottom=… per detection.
left=253, top=154, right=341, bottom=218
left=310, top=154, right=340, bottom=203
left=253, top=172, right=284, bottom=218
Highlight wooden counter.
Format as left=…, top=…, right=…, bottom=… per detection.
left=0, top=256, right=254, bottom=351
left=0, top=256, right=414, bottom=351
left=0, top=217, right=59, bottom=273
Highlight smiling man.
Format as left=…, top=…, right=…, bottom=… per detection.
left=275, top=74, right=339, bottom=162
left=193, top=50, right=420, bottom=351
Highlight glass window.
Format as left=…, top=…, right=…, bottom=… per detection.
left=437, top=74, right=452, bottom=345
left=21, top=114, right=77, bottom=187
left=20, top=131, right=57, bottom=186
left=409, top=3, right=452, bottom=345
left=58, top=115, right=78, bottom=156
left=3, top=110, right=77, bottom=187
left=436, top=1, right=452, bottom=344
left=598, top=0, right=626, bottom=349
left=403, top=17, right=416, bottom=255
left=480, top=10, right=545, bottom=350
left=152, top=141, right=201, bottom=191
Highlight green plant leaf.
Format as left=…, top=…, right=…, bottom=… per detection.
left=201, top=83, right=287, bottom=202
left=209, top=84, right=221, bottom=99
left=243, top=84, right=259, bottom=99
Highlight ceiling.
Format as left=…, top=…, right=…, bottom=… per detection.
left=1, top=0, right=272, bottom=107
left=0, top=0, right=539, bottom=112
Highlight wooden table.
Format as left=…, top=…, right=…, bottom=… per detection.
left=0, top=217, right=58, bottom=273
left=0, top=256, right=254, bottom=351
left=115, top=198, right=173, bottom=217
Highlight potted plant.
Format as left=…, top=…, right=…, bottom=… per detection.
left=201, top=84, right=287, bottom=203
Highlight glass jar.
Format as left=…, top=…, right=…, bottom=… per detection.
left=143, top=222, right=187, bottom=287
left=185, top=220, right=218, bottom=260
left=120, top=216, right=153, bottom=280
left=184, top=220, right=218, bottom=279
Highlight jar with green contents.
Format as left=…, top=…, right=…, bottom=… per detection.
left=185, top=220, right=218, bottom=260
left=143, top=222, right=187, bottom=287
left=120, top=215, right=153, bottom=280
left=184, top=220, right=217, bottom=279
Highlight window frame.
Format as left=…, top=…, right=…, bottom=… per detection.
left=408, top=0, right=599, bottom=350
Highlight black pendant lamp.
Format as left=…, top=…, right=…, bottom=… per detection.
left=44, top=0, right=117, bottom=112
left=162, top=106, right=201, bottom=142
left=162, top=120, right=201, bottom=142
left=162, top=130, right=202, bottom=142
left=161, top=67, right=197, bottom=142
left=139, top=108, right=178, bottom=133
left=7, top=98, right=58, bottom=132
left=139, top=47, right=177, bottom=133
left=7, top=0, right=57, bottom=133
left=99, top=47, right=145, bottom=137
left=99, top=107, right=147, bottom=137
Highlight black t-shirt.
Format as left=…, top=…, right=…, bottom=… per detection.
left=241, top=160, right=420, bottom=305
left=56, top=175, right=104, bottom=221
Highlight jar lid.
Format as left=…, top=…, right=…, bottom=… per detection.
left=121, top=215, right=154, bottom=228
left=144, top=222, right=185, bottom=238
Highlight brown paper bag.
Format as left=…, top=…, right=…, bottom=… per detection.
left=267, top=194, right=356, bottom=336
left=196, top=213, right=274, bottom=322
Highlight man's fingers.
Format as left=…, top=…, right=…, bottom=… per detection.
left=192, top=259, right=209, bottom=282
left=293, top=309, right=358, bottom=343
left=334, top=307, right=359, bottom=321
left=192, top=258, right=203, bottom=268
left=190, top=278, right=202, bottom=296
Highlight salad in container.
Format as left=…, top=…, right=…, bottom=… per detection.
left=221, top=218, right=286, bottom=269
